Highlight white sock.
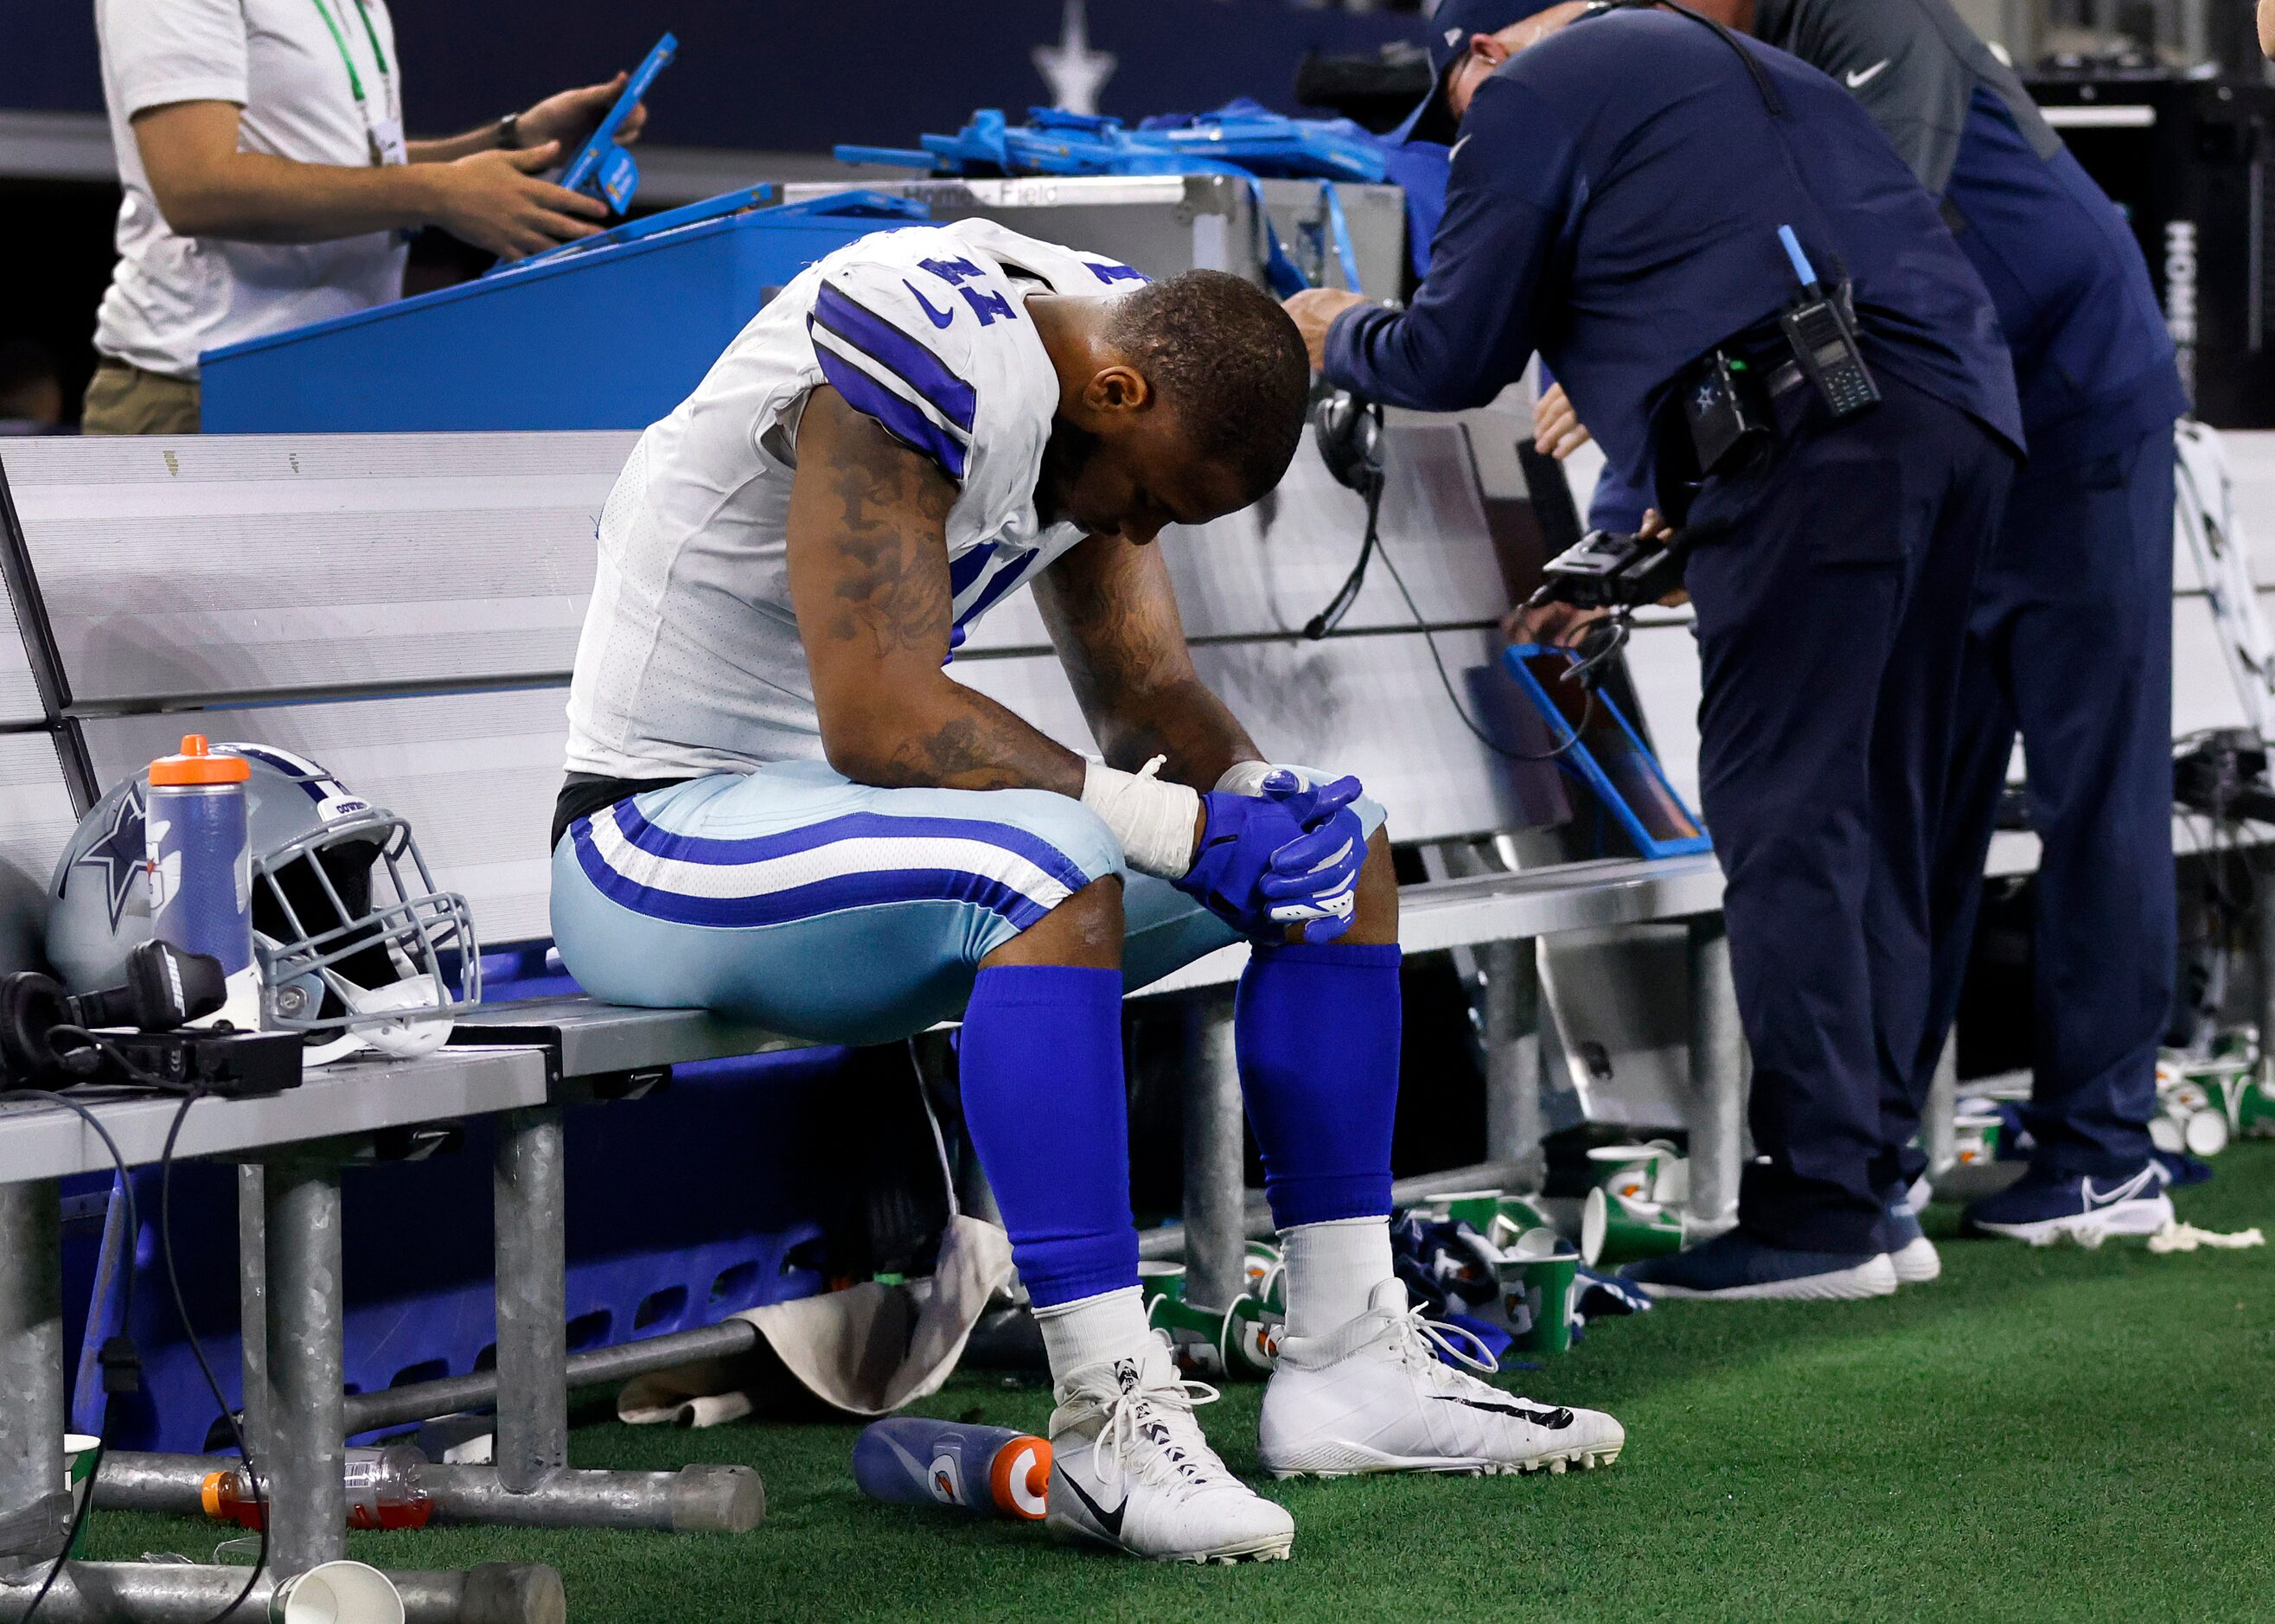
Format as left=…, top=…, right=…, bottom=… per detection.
left=1033, top=1285, right=1151, bottom=1384
left=1280, top=1216, right=1395, bottom=1339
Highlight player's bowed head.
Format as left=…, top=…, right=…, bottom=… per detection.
left=1027, top=269, right=1312, bottom=545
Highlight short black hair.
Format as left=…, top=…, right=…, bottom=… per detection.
left=1104, top=270, right=1310, bottom=502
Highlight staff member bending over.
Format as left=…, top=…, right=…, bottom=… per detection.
left=548, top=219, right=1623, bottom=1564
left=1547, top=0, right=2188, bottom=1256
left=1288, top=1, right=2023, bottom=1300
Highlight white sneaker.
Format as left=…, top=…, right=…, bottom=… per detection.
left=1046, top=1333, right=1294, bottom=1563
left=1964, top=1162, right=2176, bottom=1248
left=1890, top=1235, right=1942, bottom=1284
left=1257, top=1280, right=1625, bottom=1479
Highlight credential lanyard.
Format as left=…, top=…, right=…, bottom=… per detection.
left=309, top=0, right=403, bottom=165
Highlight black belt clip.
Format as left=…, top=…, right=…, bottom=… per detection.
left=1677, top=348, right=1775, bottom=484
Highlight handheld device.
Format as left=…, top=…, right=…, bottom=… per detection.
left=559, top=33, right=676, bottom=215
left=1775, top=225, right=1880, bottom=421
left=1527, top=527, right=1690, bottom=613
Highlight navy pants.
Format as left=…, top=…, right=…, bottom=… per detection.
left=1684, top=374, right=2015, bottom=1254
left=1884, top=425, right=2177, bottom=1184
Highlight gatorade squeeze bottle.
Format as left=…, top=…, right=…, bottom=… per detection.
left=201, top=1445, right=434, bottom=1531
left=144, top=736, right=260, bottom=1030
left=852, top=1418, right=1051, bottom=1520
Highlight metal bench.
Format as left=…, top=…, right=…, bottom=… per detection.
left=0, top=738, right=593, bottom=1618
left=0, top=442, right=766, bottom=1624
left=0, top=413, right=1747, bottom=1346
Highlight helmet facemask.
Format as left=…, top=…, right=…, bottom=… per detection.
left=251, top=803, right=478, bottom=1062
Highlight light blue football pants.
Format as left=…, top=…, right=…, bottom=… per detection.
left=549, top=758, right=1384, bottom=1044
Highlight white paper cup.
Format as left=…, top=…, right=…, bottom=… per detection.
left=269, top=1561, right=405, bottom=1624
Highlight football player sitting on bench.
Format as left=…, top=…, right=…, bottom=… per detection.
left=549, top=218, right=1623, bottom=1563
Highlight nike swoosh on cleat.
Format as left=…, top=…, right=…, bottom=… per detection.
left=1059, top=1472, right=1127, bottom=1538
left=1845, top=59, right=1889, bottom=87
left=904, top=280, right=957, bottom=329
left=1433, top=1396, right=1573, bottom=1428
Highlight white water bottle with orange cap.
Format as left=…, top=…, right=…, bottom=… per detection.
left=144, top=735, right=260, bottom=1029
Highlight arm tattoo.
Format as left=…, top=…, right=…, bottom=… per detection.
left=788, top=390, right=1083, bottom=796
left=808, top=405, right=958, bottom=658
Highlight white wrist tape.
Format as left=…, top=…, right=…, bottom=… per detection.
left=1213, top=759, right=1287, bottom=798
left=1082, top=756, right=1202, bottom=879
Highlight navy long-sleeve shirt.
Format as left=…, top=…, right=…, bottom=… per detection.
left=1325, top=7, right=2021, bottom=504
left=1589, top=0, right=2184, bottom=531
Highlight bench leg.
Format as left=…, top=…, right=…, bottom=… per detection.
left=1181, top=998, right=1247, bottom=1310
left=493, top=1108, right=569, bottom=1493
left=1481, top=938, right=1544, bottom=1192
left=1924, top=1034, right=1959, bottom=1181
left=236, top=1165, right=273, bottom=1467
left=0, top=1180, right=67, bottom=1580
left=1686, top=917, right=1744, bottom=1238
left=263, top=1154, right=347, bottom=1579
left=2259, top=847, right=2275, bottom=1085
left=468, top=1105, right=764, bottom=1534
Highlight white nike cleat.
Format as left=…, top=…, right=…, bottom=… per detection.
left=1046, top=1333, right=1294, bottom=1563
left=1257, top=1280, right=1624, bottom=1479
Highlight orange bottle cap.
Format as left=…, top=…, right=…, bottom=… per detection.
left=200, top=1472, right=226, bottom=1518
left=988, top=1435, right=1052, bottom=1520
left=149, top=734, right=250, bottom=786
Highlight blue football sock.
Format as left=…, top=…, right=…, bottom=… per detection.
left=958, top=965, right=1137, bottom=1309
left=1235, top=940, right=1402, bottom=1231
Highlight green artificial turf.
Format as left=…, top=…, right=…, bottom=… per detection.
left=82, top=1146, right=2275, bottom=1623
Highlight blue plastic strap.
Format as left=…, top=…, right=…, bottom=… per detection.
left=1320, top=182, right=1364, bottom=295
left=1251, top=176, right=1311, bottom=299
left=1250, top=179, right=1365, bottom=300
left=833, top=144, right=936, bottom=169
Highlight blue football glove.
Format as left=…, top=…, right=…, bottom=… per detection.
left=1176, top=771, right=1369, bottom=943
left=1254, top=773, right=1367, bottom=944
left=1176, top=786, right=1312, bottom=941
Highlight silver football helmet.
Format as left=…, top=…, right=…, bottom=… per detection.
left=47, top=743, right=478, bottom=1064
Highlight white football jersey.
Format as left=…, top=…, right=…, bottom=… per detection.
left=565, top=219, right=1150, bottom=781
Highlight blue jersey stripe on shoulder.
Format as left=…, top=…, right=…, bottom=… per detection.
left=812, top=339, right=969, bottom=483
left=811, top=283, right=977, bottom=433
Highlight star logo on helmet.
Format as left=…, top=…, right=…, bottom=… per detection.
left=67, top=788, right=147, bottom=931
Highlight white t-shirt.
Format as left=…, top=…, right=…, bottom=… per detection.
left=93, top=0, right=410, bottom=380
left=565, top=220, right=1153, bottom=781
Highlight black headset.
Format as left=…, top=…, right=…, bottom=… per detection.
left=1305, top=388, right=1388, bottom=640
left=0, top=941, right=228, bottom=1085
